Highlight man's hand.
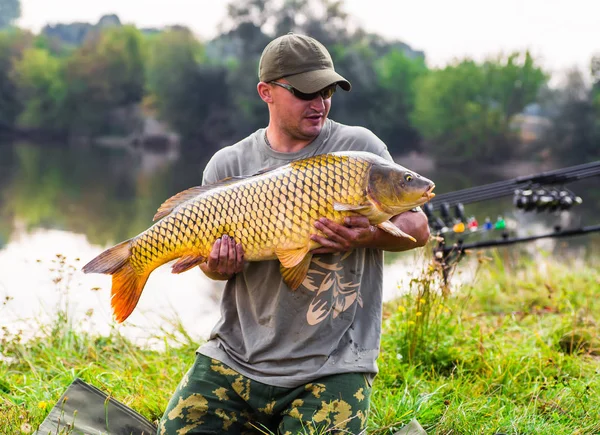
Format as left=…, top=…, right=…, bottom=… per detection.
left=310, top=210, right=430, bottom=254
left=199, top=235, right=244, bottom=280
left=310, top=216, right=377, bottom=254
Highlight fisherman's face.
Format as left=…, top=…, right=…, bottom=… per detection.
left=269, top=79, right=332, bottom=141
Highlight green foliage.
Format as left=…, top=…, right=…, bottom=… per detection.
left=369, top=254, right=600, bottom=434
left=328, top=40, right=406, bottom=148
left=0, top=0, right=20, bottom=29
left=1, top=6, right=599, bottom=164
left=11, top=47, right=68, bottom=130
left=63, top=25, right=146, bottom=135
left=146, top=28, right=232, bottom=147
left=372, top=49, right=428, bottom=151
left=0, top=260, right=197, bottom=432
left=1, top=255, right=599, bottom=434
left=592, top=56, right=600, bottom=152
left=540, top=69, right=600, bottom=163
left=0, top=28, right=32, bottom=130
left=412, top=53, right=547, bottom=164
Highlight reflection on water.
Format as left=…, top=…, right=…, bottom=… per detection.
left=0, top=228, right=224, bottom=347
left=0, top=139, right=598, bottom=346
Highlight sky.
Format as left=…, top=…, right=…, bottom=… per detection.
left=16, top=0, right=600, bottom=79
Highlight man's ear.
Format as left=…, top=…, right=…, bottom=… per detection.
left=257, top=82, right=273, bottom=103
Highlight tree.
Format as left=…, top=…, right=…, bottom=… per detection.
left=0, top=0, right=20, bottom=29
left=146, top=28, right=232, bottom=150
left=540, top=68, right=600, bottom=163
left=411, top=52, right=547, bottom=164
left=220, top=0, right=354, bottom=52
left=371, top=49, right=428, bottom=153
left=11, top=47, right=67, bottom=131
left=63, top=25, right=146, bottom=136
left=0, top=28, right=33, bottom=131
left=592, top=55, right=600, bottom=141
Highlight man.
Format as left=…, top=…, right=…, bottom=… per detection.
left=158, top=33, right=430, bottom=435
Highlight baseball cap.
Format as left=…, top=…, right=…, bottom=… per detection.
left=258, top=33, right=351, bottom=93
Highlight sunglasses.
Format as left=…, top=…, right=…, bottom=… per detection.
left=270, top=81, right=337, bottom=101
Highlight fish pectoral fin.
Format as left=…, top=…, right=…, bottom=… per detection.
left=275, top=246, right=310, bottom=268
left=171, top=254, right=207, bottom=274
left=333, top=202, right=371, bottom=212
left=280, top=253, right=313, bottom=290
left=377, top=220, right=417, bottom=242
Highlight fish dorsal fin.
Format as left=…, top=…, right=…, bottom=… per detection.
left=153, top=177, right=245, bottom=221
left=280, top=253, right=313, bottom=290
left=275, top=246, right=310, bottom=268
left=153, top=186, right=206, bottom=221
left=153, top=167, right=284, bottom=222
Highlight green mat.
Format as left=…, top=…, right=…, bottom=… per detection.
left=35, top=378, right=156, bottom=435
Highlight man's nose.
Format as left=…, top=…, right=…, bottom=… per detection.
left=309, top=95, right=326, bottom=110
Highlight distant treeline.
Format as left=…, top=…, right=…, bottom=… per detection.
left=1, top=0, right=599, bottom=164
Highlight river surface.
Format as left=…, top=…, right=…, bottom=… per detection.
left=0, top=138, right=598, bottom=347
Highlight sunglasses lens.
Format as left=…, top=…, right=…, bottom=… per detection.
left=320, top=85, right=336, bottom=99
left=294, top=89, right=317, bottom=101
left=294, top=85, right=337, bottom=101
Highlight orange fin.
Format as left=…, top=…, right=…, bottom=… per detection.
left=82, top=239, right=148, bottom=323
left=377, top=220, right=416, bottom=242
left=110, top=263, right=150, bottom=323
left=82, top=239, right=132, bottom=274
left=275, top=246, right=310, bottom=268
left=280, top=253, right=313, bottom=290
left=171, top=254, right=206, bottom=274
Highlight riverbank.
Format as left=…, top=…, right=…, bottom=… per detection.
left=1, top=253, right=599, bottom=434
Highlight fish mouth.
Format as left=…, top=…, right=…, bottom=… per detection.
left=423, top=184, right=436, bottom=201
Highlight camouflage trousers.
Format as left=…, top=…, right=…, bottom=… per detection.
left=157, top=353, right=372, bottom=435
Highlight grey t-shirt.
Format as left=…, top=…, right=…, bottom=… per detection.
left=197, top=119, right=394, bottom=388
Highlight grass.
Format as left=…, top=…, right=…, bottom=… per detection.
left=1, top=249, right=599, bottom=434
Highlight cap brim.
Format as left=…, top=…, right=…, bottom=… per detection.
left=285, top=69, right=351, bottom=93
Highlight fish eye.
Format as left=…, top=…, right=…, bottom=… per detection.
left=404, top=174, right=413, bottom=182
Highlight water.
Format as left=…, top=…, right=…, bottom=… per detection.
left=1, top=139, right=598, bottom=347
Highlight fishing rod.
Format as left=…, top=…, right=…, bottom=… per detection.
left=436, top=224, right=600, bottom=258
left=421, top=159, right=600, bottom=282
left=433, top=223, right=600, bottom=284
left=423, top=159, right=600, bottom=232
left=427, top=160, right=600, bottom=210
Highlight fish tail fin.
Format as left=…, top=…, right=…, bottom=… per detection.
left=82, top=239, right=149, bottom=323
left=110, top=263, right=150, bottom=323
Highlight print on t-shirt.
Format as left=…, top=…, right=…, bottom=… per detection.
left=303, top=252, right=363, bottom=325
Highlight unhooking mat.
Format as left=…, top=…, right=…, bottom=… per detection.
left=35, top=378, right=157, bottom=435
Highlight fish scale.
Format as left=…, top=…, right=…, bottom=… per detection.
left=82, top=151, right=435, bottom=322
left=130, top=154, right=368, bottom=276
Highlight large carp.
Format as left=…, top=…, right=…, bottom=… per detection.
left=83, top=151, right=435, bottom=322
